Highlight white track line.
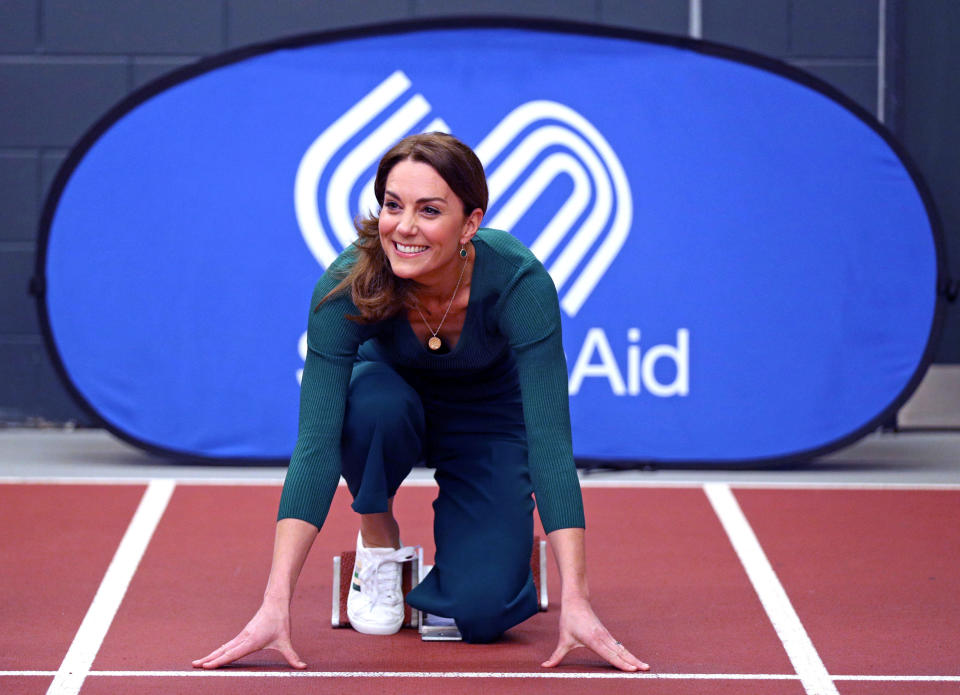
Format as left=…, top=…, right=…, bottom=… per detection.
left=834, top=675, right=960, bottom=681
left=704, top=483, right=839, bottom=695
left=24, top=671, right=803, bottom=680
left=46, top=480, right=175, bottom=695
left=0, top=477, right=282, bottom=486
left=578, top=480, right=960, bottom=490
left=4, top=671, right=960, bottom=681
left=4, top=476, right=960, bottom=491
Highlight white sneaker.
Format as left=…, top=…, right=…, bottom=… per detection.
left=347, top=532, right=416, bottom=635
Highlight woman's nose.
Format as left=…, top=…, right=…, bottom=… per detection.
left=396, top=211, right=417, bottom=235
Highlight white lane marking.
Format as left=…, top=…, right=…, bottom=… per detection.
left=577, top=480, right=960, bottom=490
left=4, top=671, right=959, bottom=681
left=65, top=671, right=802, bottom=679
left=46, top=480, right=176, bottom=695
left=704, top=483, right=839, bottom=695
left=0, top=477, right=280, bottom=485
left=4, top=477, right=960, bottom=491
left=834, top=675, right=960, bottom=681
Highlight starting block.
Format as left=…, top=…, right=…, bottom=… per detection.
left=332, top=537, right=549, bottom=641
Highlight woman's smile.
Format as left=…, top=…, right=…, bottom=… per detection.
left=393, top=241, right=429, bottom=256
left=378, top=159, right=481, bottom=289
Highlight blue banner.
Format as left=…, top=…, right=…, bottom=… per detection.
left=39, top=22, right=942, bottom=463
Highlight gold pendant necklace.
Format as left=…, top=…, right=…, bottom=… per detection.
left=416, top=249, right=468, bottom=352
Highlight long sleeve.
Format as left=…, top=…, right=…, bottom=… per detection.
left=277, top=260, right=364, bottom=529
left=498, top=256, right=585, bottom=534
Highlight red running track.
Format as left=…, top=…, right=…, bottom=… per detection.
left=1, top=480, right=958, bottom=694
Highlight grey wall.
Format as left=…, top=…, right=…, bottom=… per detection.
left=900, top=0, right=960, bottom=363
left=1, top=0, right=945, bottom=425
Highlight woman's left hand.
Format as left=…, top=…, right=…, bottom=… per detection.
left=541, top=595, right=649, bottom=672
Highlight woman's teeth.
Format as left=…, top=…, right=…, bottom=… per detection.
left=395, top=242, right=427, bottom=254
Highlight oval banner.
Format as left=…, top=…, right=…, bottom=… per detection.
left=37, top=20, right=944, bottom=464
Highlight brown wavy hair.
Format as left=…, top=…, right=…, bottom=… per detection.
left=317, top=132, right=488, bottom=323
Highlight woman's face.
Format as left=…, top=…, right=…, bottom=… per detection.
left=378, top=159, right=482, bottom=286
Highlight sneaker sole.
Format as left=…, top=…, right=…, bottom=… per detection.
left=346, top=612, right=405, bottom=635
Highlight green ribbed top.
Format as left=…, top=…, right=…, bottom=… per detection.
left=277, top=228, right=584, bottom=534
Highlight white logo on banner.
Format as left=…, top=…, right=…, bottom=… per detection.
left=291, top=72, right=686, bottom=398
left=294, top=70, right=632, bottom=318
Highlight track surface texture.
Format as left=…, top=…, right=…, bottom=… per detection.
left=2, top=478, right=958, bottom=695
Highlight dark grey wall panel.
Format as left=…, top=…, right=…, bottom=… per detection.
left=0, top=153, right=38, bottom=242
left=0, top=0, right=37, bottom=52
left=903, top=0, right=960, bottom=362
left=598, top=0, right=690, bottom=36
left=599, top=0, right=689, bottom=34
left=790, top=0, right=878, bottom=58
left=228, top=0, right=413, bottom=47
left=796, top=62, right=878, bottom=116
left=413, top=0, right=594, bottom=21
left=43, top=0, right=223, bottom=54
left=0, top=342, right=91, bottom=423
left=703, top=0, right=789, bottom=58
left=0, top=249, right=39, bottom=334
left=937, top=295, right=960, bottom=363
left=0, top=59, right=128, bottom=147
left=132, top=56, right=200, bottom=89
left=40, top=151, right=68, bottom=206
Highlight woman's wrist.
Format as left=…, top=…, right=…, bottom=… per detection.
left=262, top=585, right=293, bottom=605
left=561, top=580, right=590, bottom=603
left=547, top=527, right=591, bottom=603
left=262, top=568, right=298, bottom=604
left=262, top=518, right=319, bottom=607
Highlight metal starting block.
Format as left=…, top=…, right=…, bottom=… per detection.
left=332, top=537, right=548, bottom=641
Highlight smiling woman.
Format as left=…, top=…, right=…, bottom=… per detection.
left=319, top=133, right=487, bottom=336
left=193, top=132, right=649, bottom=672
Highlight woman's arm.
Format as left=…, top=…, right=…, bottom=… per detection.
left=192, top=338, right=348, bottom=670
left=493, top=245, right=648, bottom=670
left=542, top=527, right=649, bottom=672
left=194, top=267, right=363, bottom=670
left=192, top=518, right=317, bottom=669
left=263, top=518, right=319, bottom=604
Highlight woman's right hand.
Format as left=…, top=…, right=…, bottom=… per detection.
left=192, top=596, right=307, bottom=670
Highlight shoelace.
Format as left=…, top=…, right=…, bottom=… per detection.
left=357, top=545, right=416, bottom=608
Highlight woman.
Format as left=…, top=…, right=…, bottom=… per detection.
left=193, top=133, right=648, bottom=672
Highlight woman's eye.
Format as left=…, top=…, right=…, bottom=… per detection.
left=384, top=201, right=400, bottom=210
left=422, top=206, right=440, bottom=215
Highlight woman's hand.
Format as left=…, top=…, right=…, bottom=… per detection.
left=192, top=596, right=306, bottom=670
left=542, top=594, right=649, bottom=672
left=193, top=519, right=318, bottom=670
left=542, top=528, right=649, bottom=672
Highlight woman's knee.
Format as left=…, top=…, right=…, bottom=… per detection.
left=448, top=567, right=536, bottom=644
left=451, top=587, right=510, bottom=643
left=456, top=615, right=504, bottom=644
left=342, top=362, right=424, bottom=445
left=453, top=582, right=538, bottom=643
left=340, top=363, right=424, bottom=503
